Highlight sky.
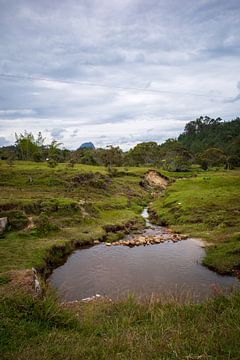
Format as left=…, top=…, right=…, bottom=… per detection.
left=0, top=0, right=240, bottom=150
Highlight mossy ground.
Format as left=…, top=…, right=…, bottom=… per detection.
left=0, top=161, right=240, bottom=359
left=150, top=169, right=240, bottom=274
left=0, top=161, right=149, bottom=273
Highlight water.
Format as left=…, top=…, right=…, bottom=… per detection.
left=49, top=208, right=239, bottom=302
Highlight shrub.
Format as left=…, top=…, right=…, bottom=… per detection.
left=66, top=159, right=75, bottom=168
left=35, top=213, right=58, bottom=235
left=47, top=159, right=58, bottom=168
left=107, top=165, right=119, bottom=177
left=6, top=157, right=14, bottom=167
left=226, top=155, right=240, bottom=169
left=200, top=159, right=208, bottom=170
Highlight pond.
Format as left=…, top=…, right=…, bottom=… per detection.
left=49, top=209, right=239, bottom=302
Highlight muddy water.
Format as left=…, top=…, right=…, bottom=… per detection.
left=49, top=209, right=239, bottom=302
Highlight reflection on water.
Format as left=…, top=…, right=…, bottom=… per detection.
left=49, top=209, right=239, bottom=302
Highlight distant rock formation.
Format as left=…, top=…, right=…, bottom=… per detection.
left=78, top=142, right=95, bottom=150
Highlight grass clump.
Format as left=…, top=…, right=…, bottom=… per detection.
left=34, top=213, right=59, bottom=236
left=203, top=241, right=240, bottom=274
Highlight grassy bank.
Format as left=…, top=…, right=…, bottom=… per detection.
left=1, top=288, right=240, bottom=359
left=150, top=169, right=240, bottom=274
left=0, top=161, right=149, bottom=274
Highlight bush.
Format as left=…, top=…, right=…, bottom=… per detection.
left=66, top=159, right=75, bottom=168
left=200, top=159, right=208, bottom=170
left=47, top=159, right=58, bottom=168
left=107, top=165, right=119, bottom=177
left=33, top=151, right=42, bottom=162
left=6, top=157, right=14, bottom=167
left=226, top=155, right=240, bottom=169
left=203, top=148, right=226, bottom=167
left=35, top=213, right=58, bottom=235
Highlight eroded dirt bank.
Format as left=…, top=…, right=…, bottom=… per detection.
left=143, top=170, right=169, bottom=190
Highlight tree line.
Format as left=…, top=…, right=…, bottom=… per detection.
left=0, top=116, right=239, bottom=171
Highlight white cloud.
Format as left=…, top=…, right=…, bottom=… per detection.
left=49, top=128, right=66, bottom=140
left=0, top=109, right=36, bottom=116
left=0, top=0, right=239, bottom=149
left=0, top=137, right=10, bottom=146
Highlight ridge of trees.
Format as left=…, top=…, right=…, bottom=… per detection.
left=178, top=116, right=240, bottom=155
left=0, top=116, right=239, bottom=171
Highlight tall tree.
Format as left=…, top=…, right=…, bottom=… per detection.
left=15, top=131, right=42, bottom=160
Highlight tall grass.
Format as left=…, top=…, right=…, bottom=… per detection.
left=1, top=289, right=240, bottom=359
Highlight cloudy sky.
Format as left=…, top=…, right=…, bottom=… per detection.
left=0, top=0, right=240, bottom=150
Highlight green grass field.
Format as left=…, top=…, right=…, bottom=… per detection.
left=0, top=161, right=149, bottom=273
left=150, top=170, right=240, bottom=274
left=0, top=161, right=240, bottom=359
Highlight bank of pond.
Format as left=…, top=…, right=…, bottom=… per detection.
left=49, top=208, right=239, bottom=302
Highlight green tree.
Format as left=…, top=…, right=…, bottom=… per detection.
left=47, top=140, right=62, bottom=161
left=0, top=146, right=16, bottom=160
left=125, top=142, right=160, bottom=166
left=160, top=139, right=193, bottom=172
left=15, top=132, right=38, bottom=160
left=162, top=150, right=192, bottom=172
left=15, top=131, right=45, bottom=161
left=95, top=146, right=123, bottom=167
left=73, top=148, right=98, bottom=165
left=178, top=116, right=239, bottom=157
left=203, top=148, right=226, bottom=168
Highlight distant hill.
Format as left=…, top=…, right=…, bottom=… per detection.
left=78, top=142, right=95, bottom=150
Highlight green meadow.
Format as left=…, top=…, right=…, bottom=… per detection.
left=0, top=161, right=240, bottom=359
left=0, top=161, right=149, bottom=274
left=150, top=170, right=240, bottom=274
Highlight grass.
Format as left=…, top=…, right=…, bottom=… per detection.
left=0, top=161, right=240, bottom=359
left=150, top=169, right=240, bottom=274
left=0, top=161, right=149, bottom=273
left=203, top=239, right=240, bottom=275
left=1, top=289, right=240, bottom=359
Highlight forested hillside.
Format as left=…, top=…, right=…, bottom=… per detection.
left=178, top=116, right=240, bottom=156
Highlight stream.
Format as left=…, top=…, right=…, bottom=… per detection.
left=49, top=208, right=239, bottom=302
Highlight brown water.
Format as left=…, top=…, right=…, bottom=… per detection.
left=49, top=209, right=239, bottom=302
